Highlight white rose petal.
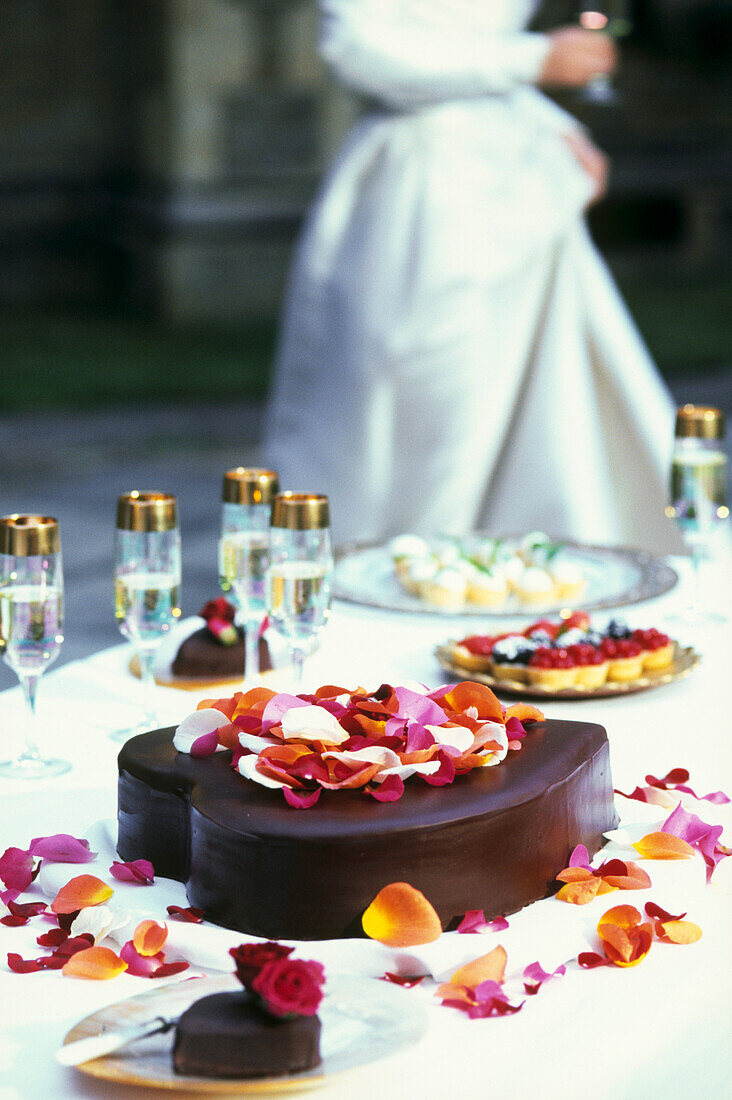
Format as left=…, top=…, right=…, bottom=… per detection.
left=173, top=708, right=231, bottom=754
left=236, top=753, right=287, bottom=789
left=280, top=704, right=349, bottom=745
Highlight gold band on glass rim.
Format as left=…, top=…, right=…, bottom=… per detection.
left=270, top=492, right=330, bottom=531
left=675, top=404, right=724, bottom=440
left=223, top=468, right=280, bottom=506
left=116, top=492, right=178, bottom=533
left=0, top=514, right=60, bottom=556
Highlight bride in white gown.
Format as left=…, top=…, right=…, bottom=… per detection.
left=266, top=0, right=682, bottom=554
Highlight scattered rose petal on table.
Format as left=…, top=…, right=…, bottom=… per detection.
left=167, top=905, right=205, bottom=923
left=596, top=905, right=653, bottom=968
left=51, top=875, right=113, bottom=914
left=381, top=972, right=425, bottom=987
left=0, top=848, right=36, bottom=893
left=132, top=920, right=167, bottom=956
left=62, top=946, right=128, bottom=980
left=362, top=882, right=442, bottom=947
left=28, top=834, right=96, bottom=863
left=523, top=960, right=566, bottom=995
left=110, top=859, right=155, bottom=885
left=633, top=831, right=695, bottom=860
left=456, top=910, right=509, bottom=934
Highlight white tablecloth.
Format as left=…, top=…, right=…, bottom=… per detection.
left=1, top=556, right=730, bottom=1100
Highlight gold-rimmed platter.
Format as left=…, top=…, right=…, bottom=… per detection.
left=435, top=642, right=700, bottom=700
left=62, top=973, right=427, bottom=1094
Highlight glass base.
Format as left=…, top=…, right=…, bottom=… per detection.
left=110, top=717, right=158, bottom=744
left=0, top=754, right=71, bottom=780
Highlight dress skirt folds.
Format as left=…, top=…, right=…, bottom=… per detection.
left=265, top=0, right=682, bottom=554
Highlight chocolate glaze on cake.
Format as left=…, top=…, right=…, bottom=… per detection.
left=118, top=720, right=618, bottom=940
left=173, top=991, right=321, bottom=1078
left=171, top=627, right=271, bottom=681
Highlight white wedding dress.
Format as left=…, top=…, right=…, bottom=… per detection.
left=266, top=0, right=682, bottom=554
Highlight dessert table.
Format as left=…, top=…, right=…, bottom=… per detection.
left=0, top=556, right=730, bottom=1100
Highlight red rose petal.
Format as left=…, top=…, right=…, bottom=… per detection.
left=167, top=905, right=205, bottom=923
left=0, top=848, right=35, bottom=893
left=7, top=953, right=43, bottom=974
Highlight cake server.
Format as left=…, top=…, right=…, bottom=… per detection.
left=56, top=1015, right=178, bottom=1066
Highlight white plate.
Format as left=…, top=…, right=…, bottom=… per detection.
left=62, top=974, right=428, bottom=1093
left=333, top=539, right=678, bottom=617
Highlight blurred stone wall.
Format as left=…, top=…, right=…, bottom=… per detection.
left=0, top=0, right=729, bottom=323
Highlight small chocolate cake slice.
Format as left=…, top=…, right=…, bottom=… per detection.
left=171, top=628, right=271, bottom=681
left=173, top=991, right=321, bottom=1079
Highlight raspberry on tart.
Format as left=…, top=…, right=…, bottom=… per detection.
left=601, top=637, right=645, bottom=681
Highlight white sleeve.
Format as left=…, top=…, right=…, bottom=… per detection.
left=320, top=0, right=550, bottom=108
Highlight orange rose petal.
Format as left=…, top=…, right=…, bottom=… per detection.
left=503, top=703, right=545, bottom=723
left=196, top=695, right=238, bottom=719
left=597, top=904, right=642, bottom=931
left=556, top=878, right=602, bottom=904
left=556, top=867, right=596, bottom=884
left=596, top=879, right=618, bottom=895
left=62, top=946, right=127, bottom=980
left=443, top=682, right=504, bottom=722
left=216, top=722, right=242, bottom=752
left=449, top=945, right=507, bottom=988
left=602, top=865, right=653, bottom=890
left=659, top=920, right=702, bottom=945
left=51, top=875, right=113, bottom=914
left=133, top=919, right=167, bottom=956
left=633, top=831, right=695, bottom=860
left=362, top=882, right=442, bottom=947
left=600, top=923, right=653, bottom=967
left=435, top=982, right=474, bottom=1004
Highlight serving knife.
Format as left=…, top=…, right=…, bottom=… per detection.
left=56, top=1015, right=178, bottom=1066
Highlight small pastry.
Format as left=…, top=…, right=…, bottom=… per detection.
left=490, top=635, right=536, bottom=683
left=404, top=556, right=439, bottom=595
left=602, top=638, right=645, bottom=681
left=527, top=647, right=578, bottom=689
left=451, top=635, right=496, bottom=672
left=633, top=628, right=675, bottom=671
left=549, top=559, right=586, bottom=602
left=423, top=567, right=468, bottom=608
left=466, top=568, right=509, bottom=607
left=515, top=566, right=556, bottom=605
left=568, top=643, right=609, bottom=688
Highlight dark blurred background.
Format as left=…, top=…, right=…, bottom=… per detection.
left=0, top=1, right=730, bottom=687
left=1, top=0, right=730, bottom=412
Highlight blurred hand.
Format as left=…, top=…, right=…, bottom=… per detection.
left=564, top=129, right=609, bottom=205
left=538, top=27, right=618, bottom=88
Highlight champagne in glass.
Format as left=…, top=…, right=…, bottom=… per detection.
left=578, top=1, right=631, bottom=103
left=0, top=515, right=70, bottom=779
left=113, top=492, right=181, bottom=741
left=266, top=493, right=333, bottom=690
left=666, top=405, right=729, bottom=624
left=219, top=468, right=279, bottom=684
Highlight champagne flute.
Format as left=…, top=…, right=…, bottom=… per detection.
left=0, top=515, right=70, bottom=779
left=219, top=468, right=279, bottom=685
left=266, top=493, right=333, bottom=691
left=666, top=405, right=729, bottom=625
left=113, top=492, right=181, bottom=741
left=578, top=1, right=632, bottom=104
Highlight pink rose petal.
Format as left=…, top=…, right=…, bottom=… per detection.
left=368, top=774, right=404, bottom=803
left=282, top=786, right=322, bottom=809
left=0, top=848, right=35, bottom=893
left=120, top=941, right=165, bottom=977
left=457, top=910, right=509, bottom=934
left=109, top=859, right=155, bottom=885
left=662, top=804, right=728, bottom=882
left=569, top=844, right=591, bottom=869
left=28, top=834, right=96, bottom=863
left=523, top=960, right=566, bottom=994
left=190, top=730, right=220, bottom=758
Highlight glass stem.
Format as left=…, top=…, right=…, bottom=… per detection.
left=18, top=672, right=41, bottom=763
left=137, top=646, right=158, bottom=727
left=291, top=647, right=306, bottom=691
left=687, top=540, right=705, bottom=615
left=244, top=619, right=261, bottom=686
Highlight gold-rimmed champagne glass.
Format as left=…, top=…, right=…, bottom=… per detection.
left=0, top=515, right=70, bottom=779
left=265, top=493, right=333, bottom=691
left=218, top=468, right=279, bottom=685
left=578, top=1, right=632, bottom=103
left=113, top=492, right=181, bottom=741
